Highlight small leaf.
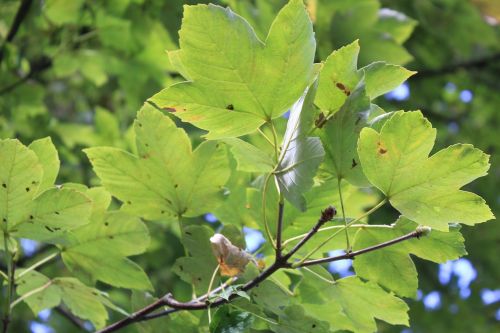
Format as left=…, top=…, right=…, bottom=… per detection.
left=28, top=137, right=60, bottom=193
left=362, top=62, right=416, bottom=99
left=315, top=40, right=361, bottom=115
left=358, top=111, right=494, bottom=230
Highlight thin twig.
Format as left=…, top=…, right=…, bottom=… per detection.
left=275, top=198, right=285, bottom=258
left=298, top=228, right=427, bottom=267
left=0, top=0, right=34, bottom=64
left=96, top=208, right=428, bottom=333
left=55, top=306, right=88, bottom=331
left=283, top=206, right=336, bottom=261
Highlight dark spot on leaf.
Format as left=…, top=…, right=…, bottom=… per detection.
left=355, top=116, right=361, bottom=125
left=29, top=215, right=34, bottom=220
left=336, top=82, right=346, bottom=91
left=25, top=187, right=30, bottom=192
left=226, top=104, right=234, bottom=110
left=378, top=147, right=388, bottom=154
left=346, top=90, right=351, bottom=96
left=2, top=218, right=6, bottom=223
left=92, top=291, right=98, bottom=296
left=166, top=198, right=172, bottom=204
left=1, top=183, right=6, bottom=188
left=108, top=235, right=114, bottom=240
left=174, top=184, right=178, bottom=188
left=32, top=181, right=36, bottom=185
left=312, top=324, right=316, bottom=328
left=197, top=277, right=202, bottom=282
left=179, top=265, right=183, bottom=271
left=55, top=211, right=60, bottom=215
left=45, top=226, right=54, bottom=232
left=137, top=122, right=142, bottom=127
left=163, top=107, right=177, bottom=112
left=185, top=231, right=192, bottom=236
left=104, top=222, right=109, bottom=226
left=54, top=227, right=61, bottom=231
left=315, top=112, right=326, bottom=128
left=351, top=159, right=358, bottom=168
left=127, top=201, right=132, bottom=205
left=145, top=143, right=149, bottom=147
left=161, top=210, right=165, bottom=214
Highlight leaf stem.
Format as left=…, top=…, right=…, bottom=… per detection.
left=261, top=172, right=277, bottom=249
left=275, top=196, right=285, bottom=258
left=206, top=264, right=220, bottom=324
left=2, top=232, right=15, bottom=333
left=257, top=128, right=276, bottom=148
left=269, top=121, right=280, bottom=162
left=16, top=252, right=59, bottom=280
left=297, top=228, right=426, bottom=267
left=291, top=198, right=387, bottom=267
left=337, top=178, right=351, bottom=252
left=283, top=199, right=388, bottom=247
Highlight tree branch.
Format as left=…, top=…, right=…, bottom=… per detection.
left=275, top=200, right=285, bottom=258
left=0, top=0, right=34, bottom=64
left=297, top=227, right=429, bottom=267
left=95, top=209, right=428, bottom=333
left=55, top=306, right=88, bottom=331
left=414, top=53, right=500, bottom=79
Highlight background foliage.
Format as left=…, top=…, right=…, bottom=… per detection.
left=0, top=0, right=498, bottom=332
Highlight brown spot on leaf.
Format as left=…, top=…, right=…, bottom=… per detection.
left=315, top=112, right=327, bottom=128
left=379, top=147, right=388, bottom=154
left=336, top=82, right=346, bottom=91
left=226, top=104, right=234, bottom=111
left=1, top=183, right=6, bottom=188
left=25, top=187, right=30, bottom=192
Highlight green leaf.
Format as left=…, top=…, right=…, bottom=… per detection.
left=352, top=217, right=466, bottom=297
left=210, top=306, right=254, bottom=333
left=319, top=82, right=371, bottom=186
left=315, top=40, right=361, bottom=115
left=16, top=272, right=112, bottom=329
left=0, top=139, right=43, bottom=229
left=271, top=305, right=330, bottom=333
left=30, top=187, right=92, bottom=229
left=300, top=275, right=409, bottom=333
left=16, top=270, right=61, bottom=315
left=62, top=211, right=152, bottom=290
left=85, top=104, right=230, bottom=220
left=150, top=0, right=316, bottom=139
left=276, top=81, right=324, bottom=210
left=358, top=111, right=494, bottom=230
left=173, top=225, right=219, bottom=294
left=28, top=137, right=60, bottom=193
left=44, top=0, right=84, bottom=25
left=362, top=62, right=416, bottom=99
left=223, top=139, right=274, bottom=173
left=250, top=280, right=289, bottom=315
left=54, top=278, right=109, bottom=329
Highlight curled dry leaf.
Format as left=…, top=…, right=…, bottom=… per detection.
left=210, top=234, right=254, bottom=277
